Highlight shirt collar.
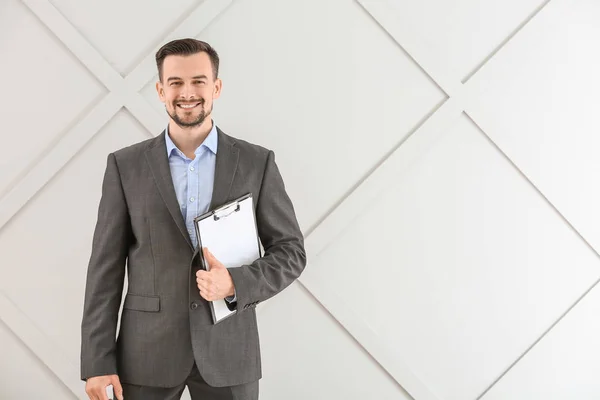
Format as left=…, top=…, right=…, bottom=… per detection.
left=165, top=122, right=219, bottom=157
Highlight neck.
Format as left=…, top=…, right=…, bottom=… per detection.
left=168, top=118, right=213, bottom=158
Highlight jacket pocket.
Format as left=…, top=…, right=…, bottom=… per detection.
left=123, top=294, right=160, bottom=312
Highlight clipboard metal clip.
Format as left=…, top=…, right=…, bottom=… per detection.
left=213, top=202, right=240, bottom=221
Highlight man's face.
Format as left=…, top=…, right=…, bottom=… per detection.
left=156, top=52, right=222, bottom=128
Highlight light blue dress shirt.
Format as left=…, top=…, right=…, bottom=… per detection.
left=165, top=123, right=217, bottom=249
left=165, top=122, right=236, bottom=303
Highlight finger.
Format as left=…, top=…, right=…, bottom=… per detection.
left=112, top=376, right=124, bottom=400
left=203, top=248, right=224, bottom=269
left=200, top=289, right=213, bottom=301
left=196, top=273, right=211, bottom=283
left=202, top=247, right=213, bottom=261
left=198, top=279, right=219, bottom=295
left=86, top=387, right=99, bottom=400
left=197, top=275, right=213, bottom=287
left=91, top=386, right=109, bottom=400
left=100, top=386, right=110, bottom=400
left=198, top=283, right=217, bottom=298
left=197, top=281, right=211, bottom=293
left=196, top=269, right=209, bottom=279
left=202, top=289, right=224, bottom=302
left=202, top=247, right=213, bottom=268
left=202, top=285, right=220, bottom=300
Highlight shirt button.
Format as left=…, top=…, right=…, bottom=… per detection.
left=190, top=166, right=195, bottom=171
left=190, top=197, right=195, bottom=202
left=190, top=302, right=198, bottom=310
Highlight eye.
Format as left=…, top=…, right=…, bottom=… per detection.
left=170, top=81, right=182, bottom=86
left=194, top=80, right=206, bottom=85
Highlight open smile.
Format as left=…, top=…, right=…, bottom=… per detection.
left=177, top=102, right=201, bottom=109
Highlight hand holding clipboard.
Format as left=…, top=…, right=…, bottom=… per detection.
left=194, top=193, right=262, bottom=324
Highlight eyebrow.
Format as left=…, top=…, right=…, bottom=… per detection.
left=166, top=75, right=209, bottom=82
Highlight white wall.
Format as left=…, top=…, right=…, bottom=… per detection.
left=1, top=0, right=599, bottom=399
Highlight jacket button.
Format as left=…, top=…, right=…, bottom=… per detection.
left=190, top=302, right=198, bottom=310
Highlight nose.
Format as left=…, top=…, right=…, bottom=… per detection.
left=179, top=83, right=197, bottom=100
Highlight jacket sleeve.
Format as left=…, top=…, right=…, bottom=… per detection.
left=80, top=153, right=131, bottom=380
left=227, top=150, right=306, bottom=311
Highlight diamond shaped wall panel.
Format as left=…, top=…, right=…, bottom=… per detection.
left=301, top=113, right=600, bottom=400
left=482, top=282, right=600, bottom=399
left=0, top=0, right=105, bottom=197
left=0, top=110, right=149, bottom=361
left=3, top=0, right=598, bottom=397
left=141, top=80, right=165, bottom=117
left=49, top=0, right=201, bottom=75
left=381, top=0, right=546, bottom=82
left=142, top=0, right=446, bottom=233
left=465, top=0, right=600, bottom=255
left=258, top=282, right=412, bottom=400
left=0, top=319, right=75, bottom=399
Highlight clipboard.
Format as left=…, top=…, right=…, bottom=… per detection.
left=193, top=193, right=262, bottom=324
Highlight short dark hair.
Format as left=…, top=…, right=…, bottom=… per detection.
left=155, top=38, right=220, bottom=82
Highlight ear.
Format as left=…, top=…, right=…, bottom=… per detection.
left=213, top=78, right=222, bottom=100
left=156, top=80, right=166, bottom=103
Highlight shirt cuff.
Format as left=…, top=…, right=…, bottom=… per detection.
left=225, top=290, right=237, bottom=303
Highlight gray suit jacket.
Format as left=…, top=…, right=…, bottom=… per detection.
left=80, top=127, right=306, bottom=387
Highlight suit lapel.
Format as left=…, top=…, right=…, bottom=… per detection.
left=209, top=128, right=239, bottom=210
left=145, top=131, right=194, bottom=251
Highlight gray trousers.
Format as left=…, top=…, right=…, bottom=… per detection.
left=120, top=363, right=259, bottom=400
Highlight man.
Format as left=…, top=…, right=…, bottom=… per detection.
left=81, top=38, right=306, bottom=400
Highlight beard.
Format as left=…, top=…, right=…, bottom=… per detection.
left=167, top=99, right=212, bottom=128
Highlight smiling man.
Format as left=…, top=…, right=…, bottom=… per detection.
left=80, top=38, right=306, bottom=400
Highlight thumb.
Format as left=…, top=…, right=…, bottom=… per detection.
left=111, top=376, right=124, bottom=400
left=203, top=247, right=224, bottom=269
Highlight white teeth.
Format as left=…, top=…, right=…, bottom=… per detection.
left=179, top=103, right=198, bottom=109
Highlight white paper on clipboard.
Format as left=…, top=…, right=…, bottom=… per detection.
left=194, top=193, right=261, bottom=324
